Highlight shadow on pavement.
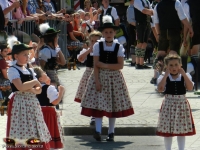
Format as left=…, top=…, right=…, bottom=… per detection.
left=73, top=136, right=133, bottom=150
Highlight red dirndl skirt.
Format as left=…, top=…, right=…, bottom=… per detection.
left=41, top=107, right=63, bottom=149
left=6, top=95, right=50, bottom=150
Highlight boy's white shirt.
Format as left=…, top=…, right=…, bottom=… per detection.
left=41, top=84, right=59, bottom=103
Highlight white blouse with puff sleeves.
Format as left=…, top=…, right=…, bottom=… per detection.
left=7, top=65, right=37, bottom=82
left=93, top=38, right=125, bottom=57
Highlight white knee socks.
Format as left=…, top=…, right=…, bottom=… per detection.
left=177, top=136, right=185, bottom=150
left=164, top=137, right=185, bottom=150
left=95, top=118, right=102, bottom=133
left=108, top=118, right=116, bottom=134
left=164, top=137, right=172, bottom=150
left=95, top=118, right=116, bottom=134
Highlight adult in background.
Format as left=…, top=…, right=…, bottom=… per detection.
left=65, top=13, right=84, bottom=50
left=0, top=37, right=11, bottom=107
left=0, top=5, right=5, bottom=31
left=27, top=0, right=46, bottom=20
left=0, top=32, right=12, bottom=109
left=127, top=0, right=136, bottom=66
left=43, top=0, right=65, bottom=17
left=84, top=0, right=95, bottom=12
left=134, top=0, right=153, bottom=69
left=92, top=0, right=100, bottom=10
left=0, top=0, right=20, bottom=20
left=98, top=0, right=127, bottom=45
left=184, top=0, right=200, bottom=85
left=154, top=0, right=193, bottom=71
left=98, top=0, right=119, bottom=27
left=180, top=0, right=187, bottom=7
left=0, top=0, right=20, bottom=35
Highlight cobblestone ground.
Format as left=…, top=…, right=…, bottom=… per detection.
left=63, top=136, right=200, bottom=150
left=0, top=62, right=200, bottom=149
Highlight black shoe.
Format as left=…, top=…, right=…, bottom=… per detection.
left=150, top=77, right=157, bottom=84
left=56, top=105, right=59, bottom=109
left=130, top=62, right=136, bottom=66
left=106, top=133, right=114, bottom=141
left=93, top=131, right=101, bottom=141
left=143, top=64, right=151, bottom=69
left=90, top=117, right=95, bottom=126
left=136, top=64, right=143, bottom=69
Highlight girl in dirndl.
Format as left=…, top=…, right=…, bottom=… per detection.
left=74, top=31, right=102, bottom=125
left=34, top=67, right=65, bottom=150
left=157, top=54, right=196, bottom=150
left=38, top=23, right=66, bottom=86
left=5, top=36, right=51, bottom=150
left=81, top=15, right=134, bottom=141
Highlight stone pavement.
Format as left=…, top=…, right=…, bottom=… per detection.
left=63, top=136, right=165, bottom=150
left=0, top=61, right=200, bottom=149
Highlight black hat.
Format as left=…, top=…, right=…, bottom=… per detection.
left=7, top=36, right=32, bottom=55
left=7, top=43, right=33, bottom=55
left=39, top=23, right=60, bottom=38
left=98, top=15, right=119, bottom=31
left=34, top=27, right=43, bottom=38
left=41, top=28, right=60, bottom=37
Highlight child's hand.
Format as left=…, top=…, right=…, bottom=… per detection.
left=97, top=8, right=102, bottom=14
left=183, top=39, right=188, bottom=47
left=45, top=77, right=51, bottom=85
left=58, top=85, right=65, bottom=93
left=95, top=80, right=102, bottom=92
left=34, top=80, right=42, bottom=88
left=178, top=68, right=185, bottom=75
left=27, top=88, right=41, bottom=94
left=164, top=68, right=170, bottom=77
left=89, top=46, right=93, bottom=52
left=35, top=87, right=41, bottom=90
left=96, top=62, right=105, bottom=68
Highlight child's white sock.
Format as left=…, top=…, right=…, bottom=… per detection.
left=164, top=137, right=172, bottom=150
left=108, top=118, right=116, bottom=134
left=95, top=118, right=102, bottom=133
left=177, top=136, right=185, bottom=150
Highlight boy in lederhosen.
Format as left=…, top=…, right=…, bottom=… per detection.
left=134, top=0, right=153, bottom=69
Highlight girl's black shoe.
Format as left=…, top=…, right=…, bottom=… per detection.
left=56, top=104, right=59, bottom=109
left=93, top=131, right=101, bottom=141
left=106, top=133, right=114, bottom=141
left=150, top=77, right=157, bottom=84
left=90, top=117, right=95, bottom=126
left=130, top=62, right=136, bottom=66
